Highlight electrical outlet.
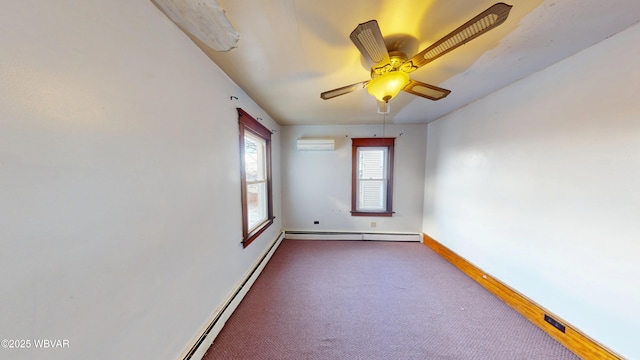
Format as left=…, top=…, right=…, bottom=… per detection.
left=544, top=314, right=566, bottom=333
left=370, top=221, right=376, bottom=228
left=313, top=221, right=319, bottom=225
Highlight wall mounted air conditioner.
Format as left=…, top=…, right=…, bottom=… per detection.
left=296, top=138, right=335, bottom=151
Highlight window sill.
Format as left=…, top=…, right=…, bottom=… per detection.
left=243, top=218, right=274, bottom=247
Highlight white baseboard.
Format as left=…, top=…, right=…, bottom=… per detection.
left=285, top=231, right=421, bottom=242
left=285, top=232, right=363, bottom=240
left=181, top=231, right=285, bottom=360
left=363, top=233, right=421, bottom=242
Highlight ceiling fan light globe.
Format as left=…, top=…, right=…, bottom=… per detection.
left=367, top=71, right=410, bottom=102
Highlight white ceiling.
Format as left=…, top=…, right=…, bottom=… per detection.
left=185, top=0, right=640, bottom=126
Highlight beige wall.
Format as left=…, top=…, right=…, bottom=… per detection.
left=281, top=124, right=427, bottom=233
left=423, top=21, right=640, bottom=359
left=0, top=1, right=281, bottom=359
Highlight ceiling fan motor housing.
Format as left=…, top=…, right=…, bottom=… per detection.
left=370, top=51, right=416, bottom=79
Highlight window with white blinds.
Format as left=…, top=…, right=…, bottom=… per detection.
left=351, top=138, right=394, bottom=217
left=357, top=147, right=387, bottom=211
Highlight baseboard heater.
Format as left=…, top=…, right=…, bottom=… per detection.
left=181, top=231, right=285, bottom=360
left=285, top=231, right=421, bottom=242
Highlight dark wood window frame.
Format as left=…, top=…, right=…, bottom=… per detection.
left=238, top=108, right=273, bottom=247
left=351, top=137, right=395, bottom=217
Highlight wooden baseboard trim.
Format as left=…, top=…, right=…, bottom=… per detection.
left=423, top=233, right=623, bottom=360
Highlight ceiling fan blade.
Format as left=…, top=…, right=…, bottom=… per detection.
left=350, top=20, right=390, bottom=69
left=403, top=80, right=451, bottom=101
left=320, top=80, right=369, bottom=100
left=408, top=3, right=512, bottom=69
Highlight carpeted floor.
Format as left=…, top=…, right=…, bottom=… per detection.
left=204, top=240, right=579, bottom=359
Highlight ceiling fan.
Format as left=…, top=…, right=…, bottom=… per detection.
left=320, top=3, right=512, bottom=112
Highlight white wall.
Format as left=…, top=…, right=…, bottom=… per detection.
left=282, top=124, right=426, bottom=233
left=0, top=1, right=281, bottom=359
left=423, top=22, right=640, bottom=359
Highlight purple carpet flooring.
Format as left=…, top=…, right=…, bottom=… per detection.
left=204, top=240, right=579, bottom=359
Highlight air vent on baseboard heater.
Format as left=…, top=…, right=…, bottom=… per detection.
left=296, top=138, right=335, bottom=151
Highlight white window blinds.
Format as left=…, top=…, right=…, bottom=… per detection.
left=357, top=147, right=388, bottom=211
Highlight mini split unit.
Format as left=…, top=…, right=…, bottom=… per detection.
left=296, top=138, right=335, bottom=151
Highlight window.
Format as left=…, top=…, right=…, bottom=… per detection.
left=351, top=138, right=394, bottom=217
left=238, top=108, right=273, bottom=247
